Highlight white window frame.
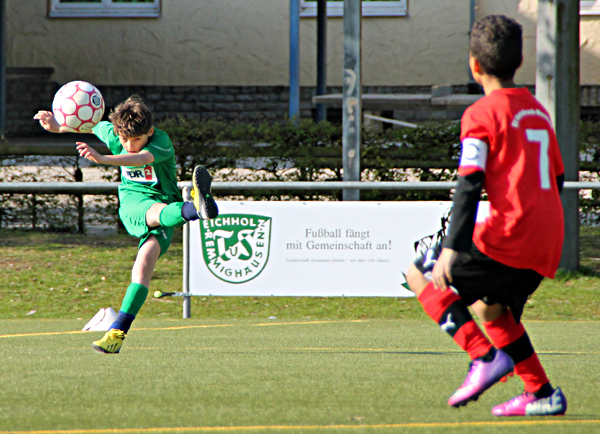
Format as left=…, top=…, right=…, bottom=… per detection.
left=581, top=1, right=600, bottom=15
left=300, top=0, right=407, bottom=18
left=48, top=0, right=160, bottom=18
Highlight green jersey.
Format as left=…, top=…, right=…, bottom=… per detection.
left=92, top=121, right=182, bottom=202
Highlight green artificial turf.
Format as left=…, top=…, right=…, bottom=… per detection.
left=0, top=319, right=599, bottom=433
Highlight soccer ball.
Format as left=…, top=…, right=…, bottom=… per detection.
left=52, top=81, right=105, bottom=133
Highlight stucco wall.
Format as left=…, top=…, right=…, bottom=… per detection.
left=6, top=1, right=600, bottom=87
left=7, top=0, right=470, bottom=87
left=478, top=0, right=600, bottom=85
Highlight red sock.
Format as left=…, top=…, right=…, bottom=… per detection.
left=418, top=282, right=492, bottom=360
left=483, top=310, right=549, bottom=393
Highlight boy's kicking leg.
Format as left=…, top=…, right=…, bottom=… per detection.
left=473, top=301, right=567, bottom=416
left=145, top=165, right=219, bottom=229
left=406, top=263, right=514, bottom=408
left=92, top=236, right=161, bottom=354
left=92, top=165, right=218, bottom=354
left=190, top=165, right=218, bottom=220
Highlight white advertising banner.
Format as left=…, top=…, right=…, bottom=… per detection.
left=188, top=201, right=453, bottom=297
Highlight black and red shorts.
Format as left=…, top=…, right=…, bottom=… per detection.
left=413, top=241, right=544, bottom=324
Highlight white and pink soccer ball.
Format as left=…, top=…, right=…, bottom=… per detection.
left=52, top=81, right=105, bottom=133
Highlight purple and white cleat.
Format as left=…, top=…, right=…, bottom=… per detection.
left=492, top=387, right=567, bottom=416
left=448, top=349, right=514, bottom=408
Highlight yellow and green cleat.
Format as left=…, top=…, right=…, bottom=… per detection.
left=92, top=329, right=126, bottom=354
left=191, top=165, right=218, bottom=220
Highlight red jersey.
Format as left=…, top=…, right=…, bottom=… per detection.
left=459, top=88, right=564, bottom=278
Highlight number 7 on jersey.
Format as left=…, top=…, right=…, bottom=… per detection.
left=526, top=129, right=551, bottom=190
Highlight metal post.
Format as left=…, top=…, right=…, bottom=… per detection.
left=0, top=0, right=6, bottom=138
left=75, top=165, right=84, bottom=234
left=536, top=0, right=580, bottom=271
left=315, top=0, right=327, bottom=122
left=467, top=0, right=477, bottom=90
left=289, top=0, right=301, bottom=120
left=182, top=186, right=192, bottom=318
left=469, top=0, right=477, bottom=37
left=342, top=0, right=361, bottom=201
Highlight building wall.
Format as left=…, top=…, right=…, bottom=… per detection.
left=7, top=1, right=600, bottom=88
left=8, top=1, right=600, bottom=88
left=8, top=1, right=600, bottom=86
left=6, top=1, right=600, bottom=136
left=6, top=68, right=56, bottom=136
left=7, top=0, right=470, bottom=87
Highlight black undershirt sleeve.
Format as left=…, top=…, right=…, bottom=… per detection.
left=556, top=173, right=564, bottom=193
left=441, top=171, right=485, bottom=252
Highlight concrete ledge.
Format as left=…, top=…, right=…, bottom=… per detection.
left=7, top=67, right=55, bottom=77
left=313, top=93, right=431, bottom=109
left=431, top=94, right=482, bottom=106
left=0, top=135, right=106, bottom=156
left=312, top=93, right=481, bottom=110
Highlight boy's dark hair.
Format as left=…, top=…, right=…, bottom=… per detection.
left=470, top=15, right=523, bottom=81
left=108, top=94, right=154, bottom=137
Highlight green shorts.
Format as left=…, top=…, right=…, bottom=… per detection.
left=118, top=186, right=177, bottom=256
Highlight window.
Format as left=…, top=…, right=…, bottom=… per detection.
left=48, top=0, right=160, bottom=18
left=300, top=0, right=407, bottom=18
left=581, top=1, right=600, bottom=15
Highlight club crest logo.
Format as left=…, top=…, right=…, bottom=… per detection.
left=200, top=214, right=272, bottom=283
left=91, top=94, right=102, bottom=108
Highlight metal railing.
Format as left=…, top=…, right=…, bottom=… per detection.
left=0, top=180, right=596, bottom=194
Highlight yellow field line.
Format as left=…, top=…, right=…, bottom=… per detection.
left=2, top=419, right=600, bottom=434
left=94, top=346, right=600, bottom=355
left=0, top=320, right=363, bottom=339
left=0, top=330, right=88, bottom=338
left=131, top=324, right=235, bottom=332
left=284, top=348, right=600, bottom=355
left=1, top=320, right=599, bottom=356
left=255, top=320, right=363, bottom=326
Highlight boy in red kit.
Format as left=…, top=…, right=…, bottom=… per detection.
left=405, top=15, right=567, bottom=416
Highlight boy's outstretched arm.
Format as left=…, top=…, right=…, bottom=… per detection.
left=432, top=170, right=485, bottom=289
left=33, top=110, right=92, bottom=134
left=77, top=142, right=154, bottom=167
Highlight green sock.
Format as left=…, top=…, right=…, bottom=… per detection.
left=159, top=203, right=186, bottom=228
left=120, top=283, right=149, bottom=316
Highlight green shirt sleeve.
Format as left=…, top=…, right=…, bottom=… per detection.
left=145, top=129, right=175, bottom=164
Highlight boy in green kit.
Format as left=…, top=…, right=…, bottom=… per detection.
left=34, top=95, right=218, bottom=354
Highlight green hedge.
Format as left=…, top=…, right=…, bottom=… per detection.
left=160, top=117, right=461, bottom=201
left=2, top=118, right=600, bottom=231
